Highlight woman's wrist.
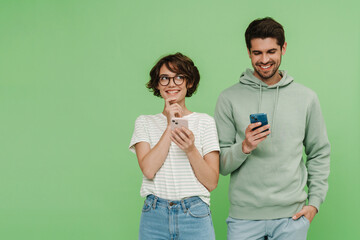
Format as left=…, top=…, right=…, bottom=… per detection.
left=164, top=126, right=172, bottom=136
left=185, top=145, right=197, bottom=155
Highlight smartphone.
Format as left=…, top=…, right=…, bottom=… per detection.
left=250, top=113, right=269, bottom=132
left=171, top=117, right=188, bottom=130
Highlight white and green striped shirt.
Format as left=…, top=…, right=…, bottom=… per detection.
left=129, top=112, right=220, bottom=205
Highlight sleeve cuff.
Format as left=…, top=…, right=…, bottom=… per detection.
left=308, top=197, right=322, bottom=212
left=232, top=142, right=251, bottom=161
left=219, top=142, right=250, bottom=176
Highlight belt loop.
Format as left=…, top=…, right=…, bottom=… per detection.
left=152, top=196, right=158, bottom=209
left=181, top=199, right=187, bottom=213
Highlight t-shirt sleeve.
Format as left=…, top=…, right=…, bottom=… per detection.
left=129, top=115, right=150, bottom=154
left=201, top=116, right=220, bottom=156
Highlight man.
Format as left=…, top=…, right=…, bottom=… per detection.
left=214, top=17, right=330, bottom=240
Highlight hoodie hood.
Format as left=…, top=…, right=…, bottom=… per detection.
left=239, top=68, right=294, bottom=135
left=239, top=68, right=294, bottom=89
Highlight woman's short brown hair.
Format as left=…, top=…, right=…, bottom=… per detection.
left=147, top=52, right=200, bottom=97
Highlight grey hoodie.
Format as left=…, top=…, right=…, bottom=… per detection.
left=214, top=69, right=330, bottom=220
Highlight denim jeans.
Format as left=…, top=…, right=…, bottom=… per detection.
left=227, top=216, right=310, bottom=240
left=139, top=194, right=215, bottom=240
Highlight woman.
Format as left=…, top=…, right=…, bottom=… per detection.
left=129, top=52, right=220, bottom=240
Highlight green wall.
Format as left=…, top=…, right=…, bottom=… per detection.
left=1, top=0, right=359, bottom=239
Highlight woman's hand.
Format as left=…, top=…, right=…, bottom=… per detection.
left=171, top=126, right=219, bottom=191
left=171, top=127, right=196, bottom=153
left=163, top=98, right=183, bottom=125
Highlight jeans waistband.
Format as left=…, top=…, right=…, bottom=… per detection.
left=146, top=194, right=205, bottom=210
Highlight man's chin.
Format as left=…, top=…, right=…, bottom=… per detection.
left=255, top=71, right=272, bottom=80
left=259, top=73, right=273, bottom=80
left=255, top=68, right=278, bottom=80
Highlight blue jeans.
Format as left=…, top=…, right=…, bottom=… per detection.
left=227, top=216, right=310, bottom=240
left=139, top=194, right=215, bottom=240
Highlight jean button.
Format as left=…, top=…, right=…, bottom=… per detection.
left=169, top=202, right=176, bottom=206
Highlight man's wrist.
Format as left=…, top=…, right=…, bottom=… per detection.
left=242, top=141, right=250, bottom=154
left=308, top=205, right=318, bottom=213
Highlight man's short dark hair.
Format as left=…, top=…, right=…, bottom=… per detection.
left=147, top=52, right=200, bottom=98
left=245, top=17, right=285, bottom=50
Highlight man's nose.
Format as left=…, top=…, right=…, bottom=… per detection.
left=261, top=54, right=269, bottom=63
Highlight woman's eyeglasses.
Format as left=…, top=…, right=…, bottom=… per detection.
left=159, top=75, right=186, bottom=86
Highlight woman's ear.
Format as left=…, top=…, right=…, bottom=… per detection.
left=187, top=81, right=193, bottom=89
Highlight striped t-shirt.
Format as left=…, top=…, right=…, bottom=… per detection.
left=129, top=112, right=220, bottom=205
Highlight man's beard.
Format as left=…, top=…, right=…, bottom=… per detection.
left=253, top=61, right=279, bottom=80
left=254, top=67, right=278, bottom=80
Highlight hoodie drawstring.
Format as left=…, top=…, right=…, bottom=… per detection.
left=271, top=86, right=280, bottom=136
left=258, top=83, right=262, bottom=112
left=257, top=84, right=280, bottom=136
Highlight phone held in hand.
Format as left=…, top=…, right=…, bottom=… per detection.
left=171, top=118, right=188, bottom=130
left=250, top=113, right=269, bottom=132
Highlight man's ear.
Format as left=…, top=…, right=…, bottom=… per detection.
left=281, top=42, right=287, bottom=56
left=247, top=48, right=251, bottom=58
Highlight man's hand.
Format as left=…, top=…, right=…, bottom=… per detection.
left=242, top=122, right=271, bottom=154
left=292, top=205, right=318, bottom=223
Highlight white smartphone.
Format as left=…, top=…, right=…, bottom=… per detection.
left=171, top=117, right=188, bottom=130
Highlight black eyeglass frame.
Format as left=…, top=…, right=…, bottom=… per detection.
left=158, top=75, right=186, bottom=86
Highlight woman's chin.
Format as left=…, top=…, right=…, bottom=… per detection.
left=163, top=96, right=178, bottom=102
